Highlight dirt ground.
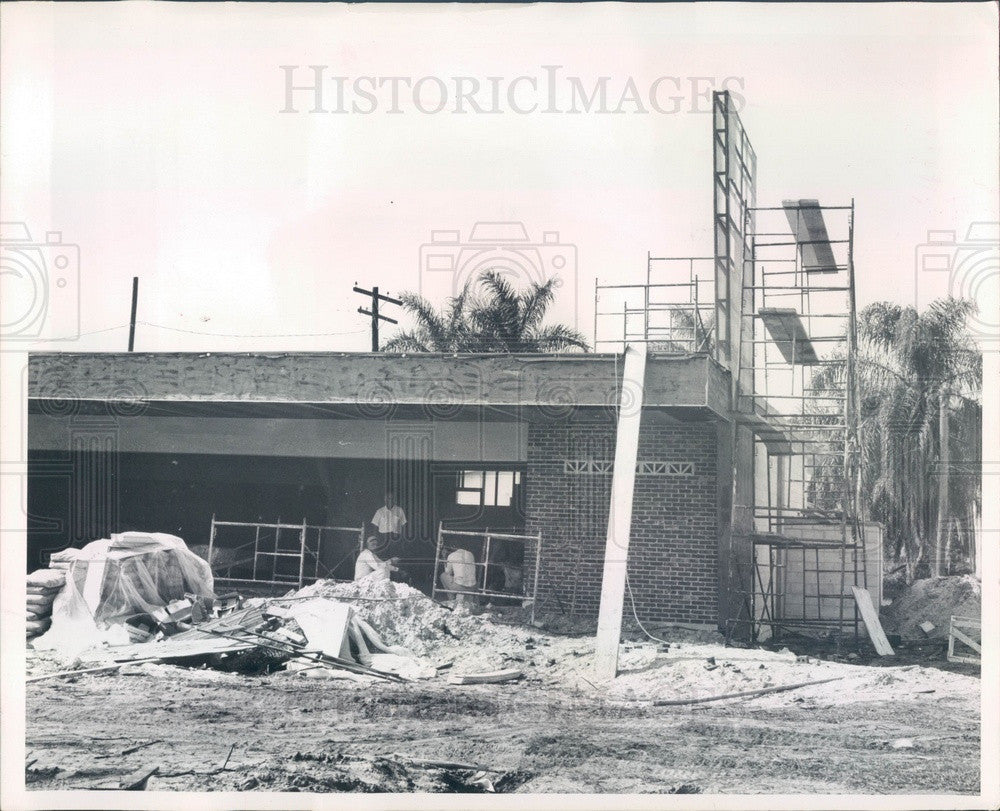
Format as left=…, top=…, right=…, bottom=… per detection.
left=25, top=649, right=980, bottom=795
left=24, top=575, right=982, bottom=796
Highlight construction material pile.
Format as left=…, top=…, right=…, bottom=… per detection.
left=98, top=584, right=437, bottom=682
left=292, top=576, right=484, bottom=654
left=26, top=569, right=65, bottom=639
left=44, top=572, right=533, bottom=684
left=33, top=532, right=215, bottom=657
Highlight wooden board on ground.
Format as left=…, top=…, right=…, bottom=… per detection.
left=947, top=615, right=981, bottom=665
left=112, top=635, right=254, bottom=662
left=447, top=668, right=523, bottom=685
left=851, top=586, right=895, bottom=656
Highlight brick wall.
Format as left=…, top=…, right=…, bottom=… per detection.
left=525, top=414, right=719, bottom=626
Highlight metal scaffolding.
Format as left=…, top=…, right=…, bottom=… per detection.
left=593, top=254, right=715, bottom=353
left=207, top=515, right=365, bottom=589
left=735, top=200, right=866, bottom=643
left=431, top=523, right=543, bottom=623
left=589, top=90, right=867, bottom=645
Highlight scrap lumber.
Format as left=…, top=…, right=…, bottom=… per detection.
left=652, top=676, right=845, bottom=707
left=947, top=615, right=981, bottom=665
left=447, top=667, right=523, bottom=685
left=354, top=616, right=414, bottom=656
left=198, top=626, right=406, bottom=682
left=347, top=620, right=374, bottom=667
left=394, top=755, right=503, bottom=773
left=851, top=586, right=895, bottom=656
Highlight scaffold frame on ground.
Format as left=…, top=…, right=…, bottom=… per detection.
left=207, top=514, right=365, bottom=589
left=431, top=522, right=542, bottom=623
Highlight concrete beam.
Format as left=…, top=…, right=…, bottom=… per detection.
left=28, top=352, right=730, bottom=414
left=594, top=343, right=647, bottom=681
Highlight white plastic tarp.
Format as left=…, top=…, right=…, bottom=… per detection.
left=34, top=532, right=214, bottom=658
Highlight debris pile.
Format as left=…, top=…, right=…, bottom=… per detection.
left=881, top=575, right=981, bottom=641
left=94, top=574, right=529, bottom=683
left=26, top=569, right=65, bottom=639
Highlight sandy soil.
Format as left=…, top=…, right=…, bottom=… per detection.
left=25, top=646, right=980, bottom=795
left=25, top=576, right=981, bottom=795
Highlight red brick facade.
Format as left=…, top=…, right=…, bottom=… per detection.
left=525, top=414, right=719, bottom=626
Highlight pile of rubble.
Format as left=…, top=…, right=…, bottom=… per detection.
left=28, top=532, right=527, bottom=686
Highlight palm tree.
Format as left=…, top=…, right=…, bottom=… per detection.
left=380, top=279, right=476, bottom=353
left=383, top=270, right=589, bottom=353
left=858, top=299, right=981, bottom=580
left=808, top=298, right=982, bottom=582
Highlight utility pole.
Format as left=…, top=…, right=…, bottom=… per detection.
left=353, top=284, right=401, bottom=351
left=127, top=276, right=138, bottom=352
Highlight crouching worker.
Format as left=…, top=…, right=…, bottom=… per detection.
left=354, top=535, right=399, bottom=581
left=439, top=544, right=478, bottom=609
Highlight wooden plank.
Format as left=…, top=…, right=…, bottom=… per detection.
left=112, top=635, right=254, bottom=662
left=782, top=199, right=839, bottom=273
left=652, top=676, right=844, bottom=707
left=950, top=627, right=981, bottom=654
left=758, top=308, right=820, bottom=365
left=594, top=343, right=647, bottom=681
left=447, top=668, right=523, bottom=685
left=948, top=615, right=981, bottom=664
left=851, top=586, right=895, bottom=656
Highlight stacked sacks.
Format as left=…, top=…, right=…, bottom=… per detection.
left=26, top=569, right=66, bottom=639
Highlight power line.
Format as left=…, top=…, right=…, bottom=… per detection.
left=28, top=323, right=370, bottom=342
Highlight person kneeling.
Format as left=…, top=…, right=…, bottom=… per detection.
left=354, top=535, right=399, bottom=581
left=439, top=544, right=477, bottom=610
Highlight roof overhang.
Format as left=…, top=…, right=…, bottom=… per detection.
left=28, top=351, right=732, bottom=419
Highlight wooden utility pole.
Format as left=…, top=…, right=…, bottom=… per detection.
left=353, top=284, right=401, bottom=351
left=594, top=343, right=647, bottom=681
left=127, top=276, right=138, bottom=352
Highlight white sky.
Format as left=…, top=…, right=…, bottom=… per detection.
left=1, top=1, right=997, bottom=353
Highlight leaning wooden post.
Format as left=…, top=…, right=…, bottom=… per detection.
left=594, top=343, right=647, bottom=681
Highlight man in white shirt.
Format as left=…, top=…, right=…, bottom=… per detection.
left=440, top=544, right=478, bottom=608
left=354, top=535, right=399, bottom=581
left=371, top=491, right=407, bottom=546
